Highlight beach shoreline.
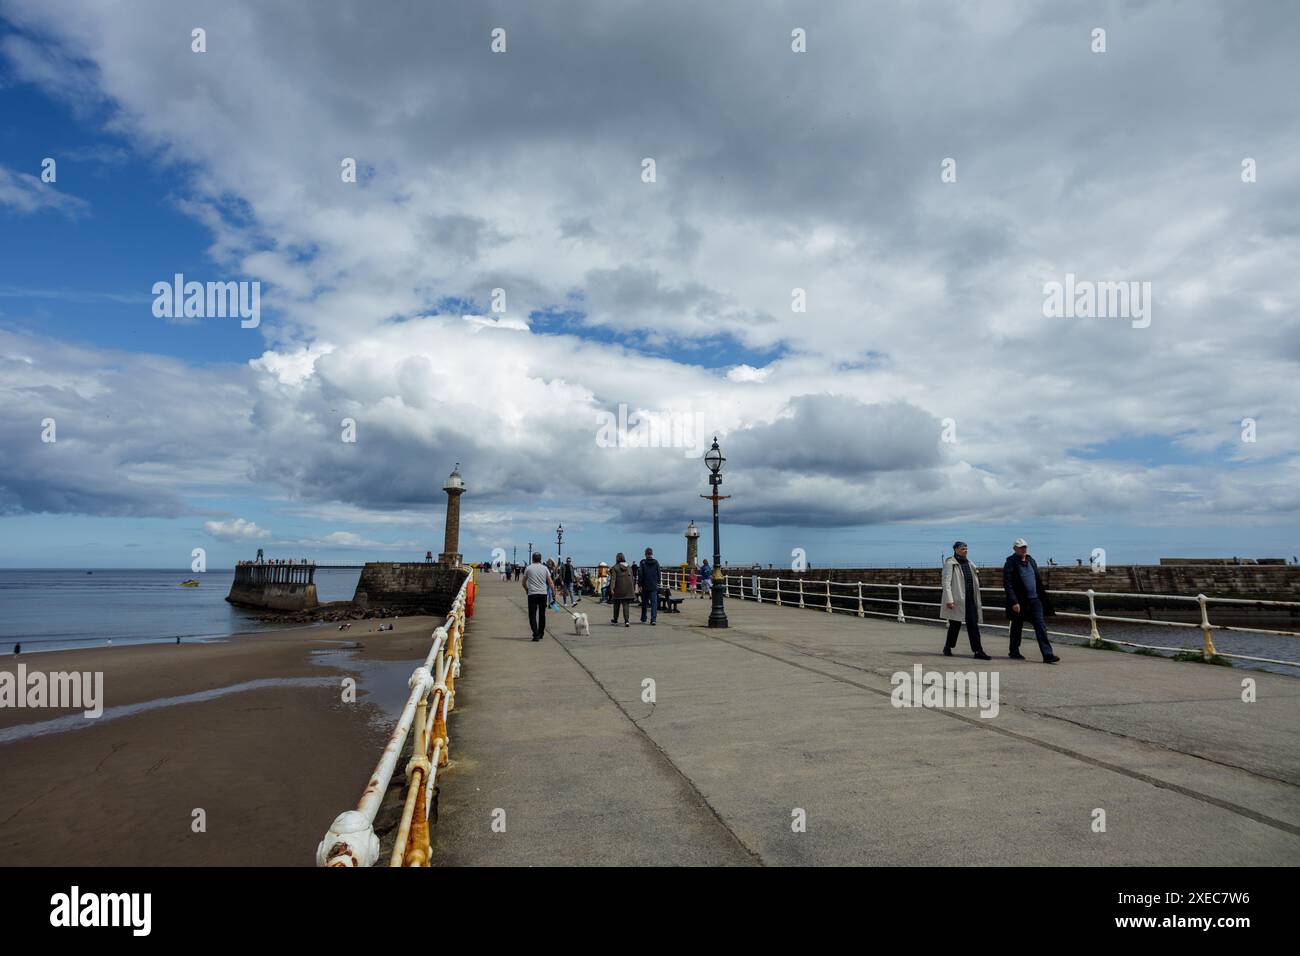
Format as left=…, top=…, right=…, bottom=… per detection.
left=0, top=615, right=439, bottom=866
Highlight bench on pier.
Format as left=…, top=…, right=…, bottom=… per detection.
left=657, top=589, right=684, bottom=613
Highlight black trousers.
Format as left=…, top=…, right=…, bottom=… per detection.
left=944, top=616, right=984, bottom=653
left=610, top=598, right=631, bottom=623
left=527, top=594, right=548, bottom=637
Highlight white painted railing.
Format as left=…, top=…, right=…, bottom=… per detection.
left=660, top=569, right=1300, bottom=667
left=316, top=568, right=473, bottom=867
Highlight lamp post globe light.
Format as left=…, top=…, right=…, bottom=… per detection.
left=700, top=437, right=730, bottom=628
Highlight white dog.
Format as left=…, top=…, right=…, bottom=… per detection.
left=572, top=612, right=590, bottom=637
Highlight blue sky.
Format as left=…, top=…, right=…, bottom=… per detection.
left=2, top=1, right=1298, bottom=570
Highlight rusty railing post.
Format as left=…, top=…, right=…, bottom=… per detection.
left=1198, top=593, right=1218, bottom=658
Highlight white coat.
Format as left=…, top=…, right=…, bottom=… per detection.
left=940, top=557, right=984, bottom=624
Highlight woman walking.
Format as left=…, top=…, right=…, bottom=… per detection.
left=596, top=562, right=610, bottom=603
left=941, top=541, right=991, bottom=660
left=609, top=553, right=635, bottom=627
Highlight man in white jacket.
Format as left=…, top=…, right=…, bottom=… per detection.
left=941, top=541, right=991, bottom=660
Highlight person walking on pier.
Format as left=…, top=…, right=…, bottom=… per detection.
left=941, top=542, right=991, bottom=660
left=560, top=557, right=577, bottom=606
left=545, top=558, right=559, bottom=603
left=638, top=548, right=661, bottom=625
left=1003, top=538, right=1060, bottom=663
left=700, top=558, right=712, bottom=598
left=522, top=552, right=557, bottom=641
left=610, top=553, right=634, bottom=626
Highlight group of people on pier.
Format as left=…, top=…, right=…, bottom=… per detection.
left=941, top=538, right=1060, bottom=664
left=509, top=538, right=1059, bottom=662
left=519, top=548, right=691, bottom=639
left=236, top=549, right=312, bottom=567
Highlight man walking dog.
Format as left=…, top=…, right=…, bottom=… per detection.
left=1003, top=538, right=1060, bottom=663
left=522, top=552, right=557, bottom=641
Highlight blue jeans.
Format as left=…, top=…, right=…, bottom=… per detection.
left=640, top=589, right=658, bottom=623
left=1009, top=597, right=1054, bottom=658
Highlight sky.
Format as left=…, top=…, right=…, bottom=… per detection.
left=1, top=0, right=1298, bottom=570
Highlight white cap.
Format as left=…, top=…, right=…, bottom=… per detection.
left=1013, top=538, right=1029, bottom=548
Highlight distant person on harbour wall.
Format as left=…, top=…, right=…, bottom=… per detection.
left=940, top=541, right=991, bottom=660
left=638, top=548, right=661, bottom=625
left=1004, top=538, right=1060, bottom=663
left=522, top=552, right=557, bottom=642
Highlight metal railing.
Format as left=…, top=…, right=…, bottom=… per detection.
left=316, top=568, right=473, bottom=867
left=660, top=569, right=1300, bottom=668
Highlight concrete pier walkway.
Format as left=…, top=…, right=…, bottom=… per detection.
left=432, top=578, right=1300, bottom=866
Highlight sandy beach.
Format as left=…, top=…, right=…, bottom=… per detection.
left=0, top=616, right=440, bottom=866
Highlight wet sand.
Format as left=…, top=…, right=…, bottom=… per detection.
left=0, top=616, right=439, bottom=866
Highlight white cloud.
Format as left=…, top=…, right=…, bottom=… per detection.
left=204, top=518, right=270, bottom=540
left=726, top=364, right=771, bottom=384
left=1, top=0, right=1298, bottom=550
left=0, top=165, right=88, bottom=216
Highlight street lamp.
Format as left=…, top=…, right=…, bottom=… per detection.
left=556, top=523, right=564, bottom=559
left=527, top=540, right=533, bottom=563
left=701, top=437, right=730, bottom=628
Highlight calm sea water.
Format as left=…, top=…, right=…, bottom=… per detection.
left=0, top=569, right=361, bottom=654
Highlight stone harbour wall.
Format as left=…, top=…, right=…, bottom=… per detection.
left=352, top=562, right=469, bottom=615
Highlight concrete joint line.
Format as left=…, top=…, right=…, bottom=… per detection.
left=516, top=599, right=763, bottom=867
left=696, top=627, right=1300, bottom=840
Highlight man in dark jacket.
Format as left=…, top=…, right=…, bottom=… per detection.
left=1003, top=538, right=1060, bottom=663
left=638, top=547, right=661, bottom=625
left=560, top=557, right=577, bottom=606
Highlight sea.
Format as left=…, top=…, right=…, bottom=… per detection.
left=0, top=568, right=362, bottom=654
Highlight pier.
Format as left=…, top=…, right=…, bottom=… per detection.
left=425, top=577, right=1299, bottom=866
left=226, top=562, right=318, bottom=611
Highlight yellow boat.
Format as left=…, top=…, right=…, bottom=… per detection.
left=179, top=579, right=200, bottom=587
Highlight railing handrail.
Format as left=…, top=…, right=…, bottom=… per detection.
left=656, top=568, right=1300, bottom=667
left=316, top=567, right=474, bottom=867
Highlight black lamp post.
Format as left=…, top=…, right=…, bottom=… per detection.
left=701, top=437, right=730, bottom=628
left=556, top=523, right=564, bottom=559
left=527, top=541, right=533, bottom=562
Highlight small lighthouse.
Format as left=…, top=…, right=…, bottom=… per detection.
left=438, top=463, right=467, bottom=567
left=685, top=519, right=700, bottom=567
